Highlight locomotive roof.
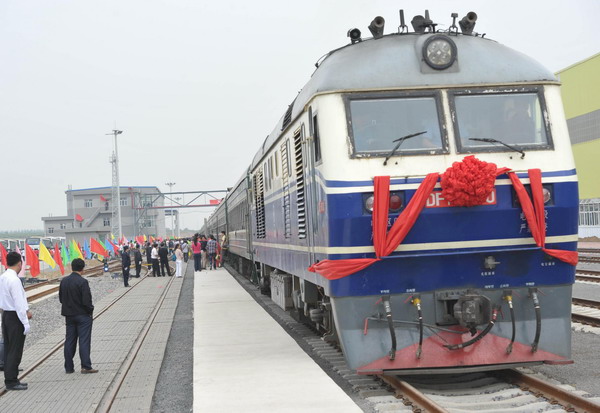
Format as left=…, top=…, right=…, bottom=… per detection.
left=251, top=33, right=556, bottom=169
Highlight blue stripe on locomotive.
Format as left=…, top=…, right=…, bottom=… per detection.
left=252, top=170, right=578, bottom=298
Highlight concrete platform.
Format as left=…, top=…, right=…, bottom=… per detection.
left=0, top=265, right=185, bottom=413
left=193, top=268, right=362, bottom=413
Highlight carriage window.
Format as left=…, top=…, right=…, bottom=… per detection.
left=453, top=92, right=550, bottom=151
left=349, top=96, right=444, bottom=155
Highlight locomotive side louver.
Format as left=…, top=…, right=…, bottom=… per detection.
left=280, top=141, right=292, bottom=239
left=253, top=169, right=266, bottom=239
left=294, top=131, right=306, bottom=239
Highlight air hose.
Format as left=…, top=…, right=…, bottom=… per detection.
left=382, top=295, right=396, bottom=360
left=530, top=288, right=541, bottom=353
left=504, top=292, right=516, bottom=354
left=412, top=295, right=423, bottom=359
left=445, top=307, right=499, bottom=350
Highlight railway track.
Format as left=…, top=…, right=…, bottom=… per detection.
left=24, top=261, right=123, bottom=303
left=572, top=297, right=600, bottom=328
left=379, top=369, right=600, bottom=412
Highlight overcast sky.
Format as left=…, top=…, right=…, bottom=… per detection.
left=1, top=0, right=598, bottom=232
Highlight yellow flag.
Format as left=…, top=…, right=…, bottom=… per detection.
left=111, top=233, right=115, bottom=240
left=39, top=242, right=56, bottom=268
left=70, top=239, right=84, bottom=260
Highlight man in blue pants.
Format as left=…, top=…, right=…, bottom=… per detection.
left=59, top=258, right=98, bottom=374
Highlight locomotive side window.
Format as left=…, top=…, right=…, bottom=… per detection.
left=346, top=93, right=446, bottom=157
left=451, top=88, right=552, bottom=153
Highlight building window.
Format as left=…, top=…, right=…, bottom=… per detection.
left=48, top=227, right=54, bottom=234
left=120, top=197, right=128, bottom=207
left=103, top=218, right=110, bottom=227
left=60, top=223, right=66, bottom=230
left=84, top=199, right=93, bottom=208
left=142, top=217, right=156, bottom=228
left=142, top=195, right=154, bottom=207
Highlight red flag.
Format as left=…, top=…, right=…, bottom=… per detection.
left=0, top=243, right=7, bottom=267
left=90, top=238, right=109, bottom=257
left=75, top=214, right=84, bottom=222
left=136, top=236, right=144, bottom=245
left=25, top=244, right=40, bottom=277
left=100, top=195, right=107, bottom=202
left=54, top=244, right=64, bottom=275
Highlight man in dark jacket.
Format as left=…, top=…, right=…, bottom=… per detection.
left=59, top=258, right=98, bottom=374
left=145, top=242, right=153, bottom=266
left=158, top=242, right=172, bottom=276
left=133, top=244, right=143, bottom=277
left=122, top=245, right=131, bottom=287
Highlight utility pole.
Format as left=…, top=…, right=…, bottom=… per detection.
left=108, top=129, right=123, bottom=241
left=165, top=182, right=176, bottom=238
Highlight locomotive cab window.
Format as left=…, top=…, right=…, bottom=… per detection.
left=346, top=92, right=447, bottom=157
left=450, top=87, right=553, bottom=153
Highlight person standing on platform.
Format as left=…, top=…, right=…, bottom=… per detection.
left=0, top=252, right=31, bottom=390
left=133, top=244, right=143, bottom=278
left=220, top=231, right=228, bottom=268
left=174, top=243, right=184, bottom=277
left=158, top=242, right=172, bottom=276
left=121, top=245, right=131, bottom=287
left=145, top=242, right=153, bottom=266
left=181, top=240, right=189, bottom=263
left=191, top=234, right=202, bottom=273
left=59, top=258, right=98, bottom=374
left=207, top=235, right=218, bottom=270
left=200, top=235, right=208, bottom=270
left=151, top=243, right=161, bottom=277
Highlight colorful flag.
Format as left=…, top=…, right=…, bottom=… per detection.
left=106, top=237, right=119, bottom=253
left=61, top=244, right=69, bottom=268
left=39, top=242, right=56, bottom=268
left=110, top=233, right=115, bottom=240
left=54, top=244, right=64, bottom=275
left=149, top=235, right=154, bottom=243
left=0, top=242, right=7, bottom=267
left=90, top=238, right=108, bottom=257
left=15, top=245, right=25, bottom=277
left=100, top=194, right=107, bottom=202
left=25, top=244, right=40, bottom=277
left=75, top=214, right=84, bottom=222
left=83, top=239, right=92, bottom=259
left=70, top=239, right=83, bottom=261
left=143, top=234, right=147, bottom=242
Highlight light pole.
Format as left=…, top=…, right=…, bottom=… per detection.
left=165, top=182, right=176, bottom=238
left=175, top=197, right=182, bottom=237
left=107, top=129, right=123, bottom=240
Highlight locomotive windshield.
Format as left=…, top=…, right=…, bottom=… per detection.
left=453, top=91, right=550, bottom=152
left=348, top=95, right=445, bottom=156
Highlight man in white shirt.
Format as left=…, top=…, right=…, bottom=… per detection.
left=0, top=251, right=32, bottom=390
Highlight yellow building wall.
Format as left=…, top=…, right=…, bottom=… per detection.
left=573, top=140, right=600, bottom=199
left=558, top=52, right=600, bottom=199
left=558, top=52, right=600, bottom=119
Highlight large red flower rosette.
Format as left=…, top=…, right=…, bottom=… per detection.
left=441, top=155, right=499, bottom=207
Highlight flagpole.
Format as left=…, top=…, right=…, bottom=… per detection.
left=107, top=129, right=123, bottom=240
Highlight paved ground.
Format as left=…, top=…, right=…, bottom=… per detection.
left=152, top=262, right=194, bottom=413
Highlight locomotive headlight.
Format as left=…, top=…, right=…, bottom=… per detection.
left=365, top=195, right=375, bottom=212
left=423, top=35, right=457, bottom=70
left=542, top=187, right=552, bottom=204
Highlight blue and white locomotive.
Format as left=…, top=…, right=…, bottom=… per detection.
left=204, top=10, right=579, bottom=375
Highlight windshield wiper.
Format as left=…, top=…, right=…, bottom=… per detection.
left=469, top=138, right=525, bottom=159
left=383, top=131, right=427, bottom=166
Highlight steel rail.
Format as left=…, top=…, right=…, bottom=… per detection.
left=95, top=270, right=177, bottom=413
left=572, top=297, right=600, bottom=309
left=0, top=266, right=152, bottom=397
left=576, top=274, right=600, bottom=283
left=378, top=375, right=448, bottom=412
left=495, top=369, right=600, bottom=413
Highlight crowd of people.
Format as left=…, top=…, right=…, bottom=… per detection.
left=0, top=231, right=229, bottom=390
